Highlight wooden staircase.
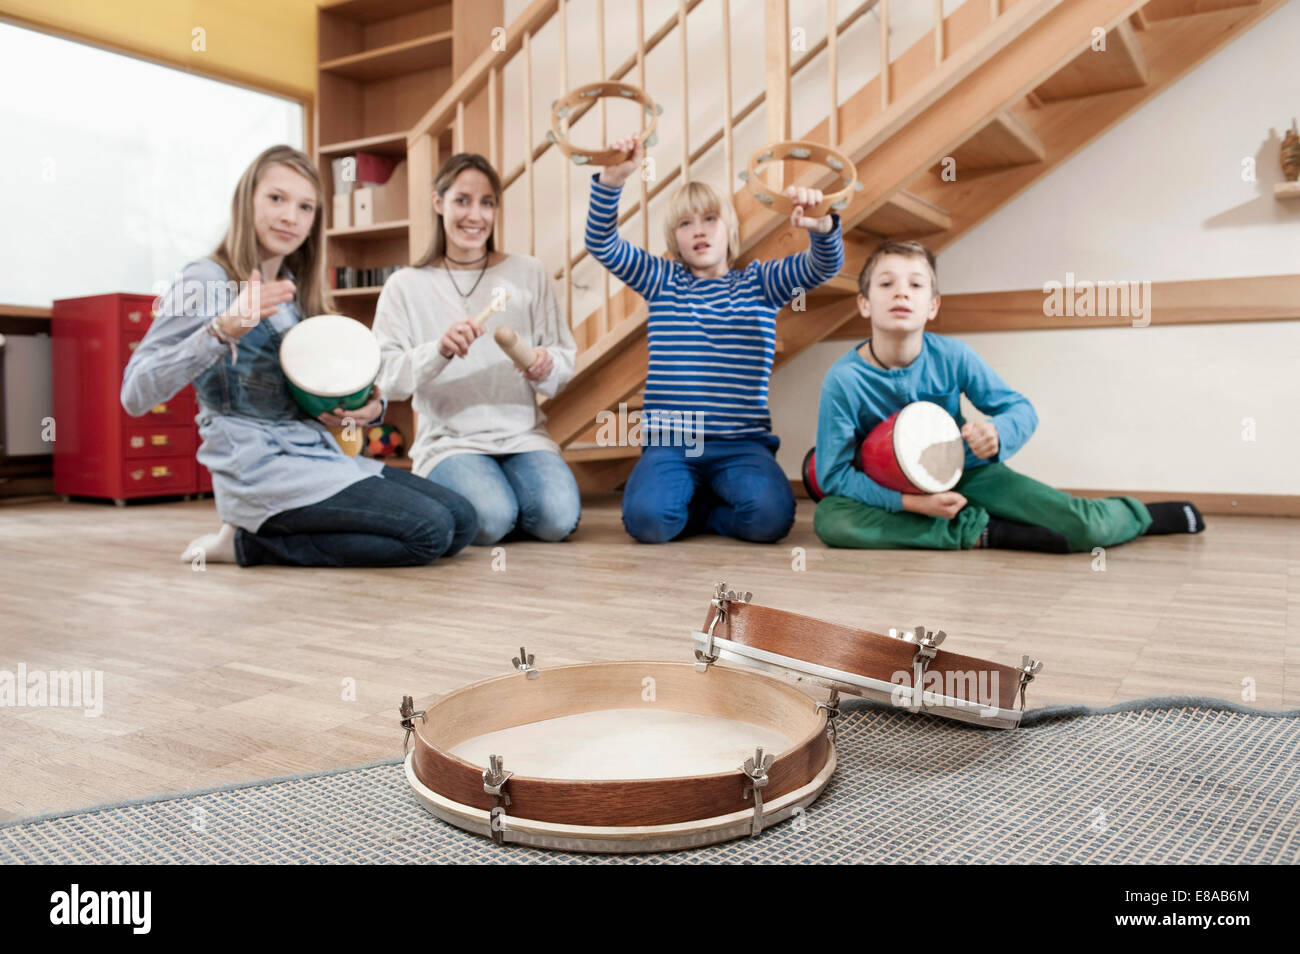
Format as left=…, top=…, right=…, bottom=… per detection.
left=401, top=0, right=1285, bottom=492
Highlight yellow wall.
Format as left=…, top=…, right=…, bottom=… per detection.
left=0, top=0, right=318, bottom=102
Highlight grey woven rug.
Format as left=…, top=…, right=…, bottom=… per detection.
left=2, top=697, right=1296, bottom=864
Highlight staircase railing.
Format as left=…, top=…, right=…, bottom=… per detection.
left=406, top=0, right=1018, bottom=401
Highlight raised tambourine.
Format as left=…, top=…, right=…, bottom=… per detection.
left=739, top=140, right=863, bottom=217
left=692, top=583, right=1044, bottom=730
left=547, top=81, right=661, bottom=166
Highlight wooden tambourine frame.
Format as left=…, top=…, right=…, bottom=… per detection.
left=548, top=81, right=661, bottom=166
left=402, top=659, right=834, bottom=853
left=739, top=140, right=863, bottom=217
left=693, top=585, right=1044, bottom=730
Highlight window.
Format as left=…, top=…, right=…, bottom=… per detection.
left=0, top=21, right=304, bottom=306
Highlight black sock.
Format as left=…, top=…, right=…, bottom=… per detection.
left=1143, top=501, right=1205, bottom=535
left=982, top=516, right=1071, bottom=553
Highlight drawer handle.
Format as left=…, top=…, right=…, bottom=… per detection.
left=150, top=465, right=170, bottom=479
left=130, top=436, right=144, bottom=449
left=130, top=469, right=145, bottom=481
left=150, top=434, right=169, bottom=446
left=150, top=403, right=168, bottom=414
left=128, top=311, right=143, bottom=323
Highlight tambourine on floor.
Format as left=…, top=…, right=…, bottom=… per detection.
left=401, top=657, right=835, bottom=853
left=400, top=584, right=1041, bottom=854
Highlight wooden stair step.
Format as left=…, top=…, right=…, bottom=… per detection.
left=944, top=110, right=1047, bottom=171
left=855, top=190, right=952, bottom=238
left=563, top=442, right=642, bottom=463
left=1033, top=20, right=1149, bottom=102
left=1142, top=0, right=1261, bottom=21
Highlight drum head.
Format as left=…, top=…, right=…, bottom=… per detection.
left=894, top=401, right=963, bottom=493
left=279, top=314, right=381, bottom=398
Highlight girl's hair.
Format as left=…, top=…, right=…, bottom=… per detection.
left=857, top=240, right=939, bottom=296
left=664, top=181, right=740, bottom=265
left=211, top=144, right=327, bottom=317
left=414, top=152, right=504, bottom=267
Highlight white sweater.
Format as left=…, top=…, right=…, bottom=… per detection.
left=371, top=255, right=577, bottom=477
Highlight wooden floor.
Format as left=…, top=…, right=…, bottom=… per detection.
left=0, top=494, right=1297, bottom=821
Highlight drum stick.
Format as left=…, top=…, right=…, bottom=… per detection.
left=493, top=326, right=537, bottom=370
left=468, top=290, right=510, bottom=330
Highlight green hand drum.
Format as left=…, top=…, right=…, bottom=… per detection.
left=279, top=314, right=381, bottom=418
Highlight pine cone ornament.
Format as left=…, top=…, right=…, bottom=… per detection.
left=1282, top=119, right=1300, bottom=183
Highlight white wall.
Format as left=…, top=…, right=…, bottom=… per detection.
left=770, top=0, right=1300, bottom=494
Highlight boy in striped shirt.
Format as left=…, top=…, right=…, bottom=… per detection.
left=585, top=137, right=844, bottom=543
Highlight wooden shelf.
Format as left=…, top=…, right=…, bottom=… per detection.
left=319, top=132, right=408, bottom=157
left=326, top=220, right=410, bottom=241
left=321, top=0, right=448, bottom=23
left=321, top=32, right=453, bottom=81
left=331, top=286, right=386, bottom=297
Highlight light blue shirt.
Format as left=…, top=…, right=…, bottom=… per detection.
left=814, top=333, right=1039, bottom=511
left=120, top=259, right=383, bottom=532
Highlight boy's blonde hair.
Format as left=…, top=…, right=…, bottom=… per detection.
left=663, top=181, right=740, bottom=265
left=857, top=240, right=939, bottom=296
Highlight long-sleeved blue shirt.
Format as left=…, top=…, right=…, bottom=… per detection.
left=815, top=333, right=1038, bottom=511
left=585, top=174, right=844, bottom=438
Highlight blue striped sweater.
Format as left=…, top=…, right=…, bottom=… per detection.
left=584, top=174, right=845, bottom=438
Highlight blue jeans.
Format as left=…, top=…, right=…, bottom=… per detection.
left=427, top=450, right=581, bottom=546
left=621, top=433, right=795, bottom=543
left=235, top=465, right=477, bottom=567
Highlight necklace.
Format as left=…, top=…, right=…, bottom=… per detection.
left=444, top=249, right=489, bottom=266
left=867, top=337, right=893, bottom=370
left=442, top=254, right=489, bottom=303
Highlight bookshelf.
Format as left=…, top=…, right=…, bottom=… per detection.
left=316, top=0, right=499, bottom=473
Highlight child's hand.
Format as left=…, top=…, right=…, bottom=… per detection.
left=786, top=186, right=833, bottom=234
left=902, top=491, right=968, bottom=520
left=439, top=319, right=484, bottom=359
left=221, top=268, right=295, bottom=338
left=318, top=386, right=383, bottom=428
left=962, top=420, right=999, bottom=459
left=597, top=135, right=644, bottom=188
left=520, top=347, right=553, bottom=382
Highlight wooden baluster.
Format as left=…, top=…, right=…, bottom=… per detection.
left=679, top=0, right=690, bottom=182
left=880, top=0, right=890, bottom=110
left=489, top=65, right=502, bottom=246
left=523, top=30, right=535, bottom=256
left=827, top=0, right=838, bottom=147
left=765, top=0, right=791, bottom=195
left=455, top=100, right=465, bottom=153
left=637, top=0, right=649, bottom=250
left=597, top=0, right=609, bottom=339
left=934, top=0, right=944, bottom=66
left=722, top=0, right=734, bottom=188
left=559, top=0, right=572, bottom=327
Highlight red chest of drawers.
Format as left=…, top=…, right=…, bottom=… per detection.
left=51, top=293, right=213, bottom=503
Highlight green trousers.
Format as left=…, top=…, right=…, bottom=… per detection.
left=813, top=462, right=1152, bottom=552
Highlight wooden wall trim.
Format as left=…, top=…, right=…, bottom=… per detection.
left=830, top=274, right=1300, bottom=337
left=790, top=480, right=1300, bottom=519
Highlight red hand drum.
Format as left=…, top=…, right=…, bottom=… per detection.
left=858, top=401, right=964, bottom=494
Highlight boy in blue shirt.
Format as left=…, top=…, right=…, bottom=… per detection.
left=812, top=240, right=1204, bottom=552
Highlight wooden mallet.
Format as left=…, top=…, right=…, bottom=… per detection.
left=468, top=289, right=510, bottom=331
